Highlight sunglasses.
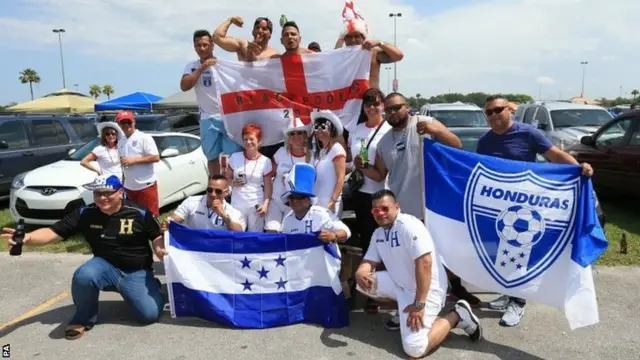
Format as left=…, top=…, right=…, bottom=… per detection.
left=485, top=107, right=506, bottom=116
left=313, top=122, right=331, bottom=131
left=289, top=194, right=306, bottom=201
left=371, top=205, right=390, bottom=216
left=384, top=104, right=405, bottom=114
left=104, top=131, right=117, bottom=137
left=206, top=187, right=225, bottom=195
left=365, top=101, right=382, bottom=108
left=93, top=190, right=117, bottom=198
left=119, top=120, right=133, bottom=126
left=288, top=130, right=306, bottom=136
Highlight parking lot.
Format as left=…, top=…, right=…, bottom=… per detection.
left=1, top=252, right=639, bottom=360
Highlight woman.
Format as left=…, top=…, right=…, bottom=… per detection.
left=80, top=122, right=125, bottom=180
left=347, top=88, right=392, bottom=313
left=310, top=110, right=347, bottom=215
left=265, top=117, right=313, bottom=232
left=225, top=124, right=274, bottom=232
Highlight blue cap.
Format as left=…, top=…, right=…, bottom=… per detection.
left=83, top=174, right=123, bottom=192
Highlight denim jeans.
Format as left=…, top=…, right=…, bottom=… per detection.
left=70, top=257, right=164, bottom=326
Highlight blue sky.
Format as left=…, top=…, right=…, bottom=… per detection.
left=1, top=0, right=639, bottom=106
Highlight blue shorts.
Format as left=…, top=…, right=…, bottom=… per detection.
left=200, top=116, right=242, bottom=161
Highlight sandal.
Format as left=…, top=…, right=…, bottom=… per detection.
left=64, top=324, right=93, bottom=340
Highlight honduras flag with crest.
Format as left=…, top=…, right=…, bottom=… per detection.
left=163, top=222, right=349, bottom=329
left=421, top=138, right=608, bottom=329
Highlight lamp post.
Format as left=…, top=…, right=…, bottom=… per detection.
left=385, top=66, right=392, bottom=94
left=53, top=28, right=67, bottom=89
left=389, top=12, right=401, bottom=91
left=580, top=61, right=588, bottom=97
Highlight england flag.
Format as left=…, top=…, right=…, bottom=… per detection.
left=211, top=46, right=371, bottom=146
left=163, top=222, right=349, bottom=329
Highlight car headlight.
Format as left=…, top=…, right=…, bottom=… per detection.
left=11, top=172, right=27, bottom=190
left=557, top=138, right=579, bottom=150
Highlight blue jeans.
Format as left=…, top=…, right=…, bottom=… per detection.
left=70, top=257, right=164, bottom=326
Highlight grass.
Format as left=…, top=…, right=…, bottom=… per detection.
left=1, top=194, right=638, bottom=265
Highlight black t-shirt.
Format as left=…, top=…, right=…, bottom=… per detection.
left=51, top=200, right=162, bottom=270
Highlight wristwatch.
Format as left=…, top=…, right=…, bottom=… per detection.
left=413, top=300, right=426, bottom=310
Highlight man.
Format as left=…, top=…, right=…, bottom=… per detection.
left=1, top=175, right=166, bottom=340
left=335, top=18, right=404, bottom=89
left=212, top=16, right=279, bottom=61
left=478, top=95, right=594, bottom=327
left=180, top=29, right=242, bottom=176
left=164, top=175, right=245, bottom=231
left=280, top=163, right=351, bottom=242
left=355, top=190, right=482, bottom=359
left=116, top=111, right=161, bottom=216
left=362, top=92, right=479, bottom=328
left=276, top=21, right=315, bottom=58
left=308, top=42, right=321, bottom=52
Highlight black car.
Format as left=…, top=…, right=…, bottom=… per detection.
left=97, top=112, right=200, bottom=135
left=0, top=114, right=97, bottom=201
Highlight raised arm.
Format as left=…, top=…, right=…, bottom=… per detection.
left=212, top=16, right=248, bottom=53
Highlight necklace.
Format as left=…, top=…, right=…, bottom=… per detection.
left=243, top=153, right=261, bottom=183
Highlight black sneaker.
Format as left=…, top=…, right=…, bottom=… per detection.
left=385, top=312, right=400, bottom=331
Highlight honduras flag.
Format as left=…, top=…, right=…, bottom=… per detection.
left=421, top=138, right=608, bottom=329
left=163, top=221, right=349, bottom=329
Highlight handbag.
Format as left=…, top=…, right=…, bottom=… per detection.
left=347, top=121, right=385, bottom=193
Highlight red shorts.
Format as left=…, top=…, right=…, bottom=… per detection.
left=125, top=182, right=159, bottom=216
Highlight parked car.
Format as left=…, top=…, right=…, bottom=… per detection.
left=9, top=131, right=209, bottom=225
left=514, top=101, right=613, bottom=150
left=97, top=112, right=200, bottom=134
left=419, top=101, right=488, bottom=128
left=566, top=110, right=640, bottom=197
left=0, top=114, right=97, bottom=201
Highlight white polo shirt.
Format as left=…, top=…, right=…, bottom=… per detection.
left=364, top=213, right=446, bottom=294
left=183, top=60, right=220, bottom=119
left=173, top=195, right=246, bottom=231
left=119, top=130, right=159, bottom=191
left=281, top=205, right=351, bottom=238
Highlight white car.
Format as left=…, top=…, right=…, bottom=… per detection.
left=9, top=131, right=209, bottom=225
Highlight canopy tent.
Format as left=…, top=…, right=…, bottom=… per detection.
left=153, top=88, right=197, bottom=110
left=7, top=88, right=96, bottom=113
left=94, top=91, right=163, bottom=111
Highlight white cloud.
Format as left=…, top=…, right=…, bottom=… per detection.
left=0, top=0, right=639, bottom=100
left=536, top=76, right=555, bottom=85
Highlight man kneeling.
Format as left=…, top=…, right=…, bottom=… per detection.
left=355, top=190, right=483, bottom=358
left=2, top=175, right=166, bottom=340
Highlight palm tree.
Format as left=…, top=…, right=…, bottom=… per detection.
left=103, top=85, right=114, bottom=100
left=631, top=89, right=639, bottom=100
left=416, top=93, right=422, bottom=107
left=19, top=68, right=41, bottom=100
left=89, top=85, right=102, bottom=99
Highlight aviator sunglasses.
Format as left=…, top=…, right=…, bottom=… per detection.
left=206, top=187, right=225, bottom=195
left=485, top=106, right=506, bottom=116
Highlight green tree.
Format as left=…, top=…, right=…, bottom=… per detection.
left=19, top=68, right=41, bottom=100
left=631, top=89, right=639, bottom=100
left=89, top=84, right=102, bottom=99
left=102, top=85, right=115, bottom=99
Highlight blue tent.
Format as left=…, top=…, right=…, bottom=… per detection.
left=94, top=91, right=163, bottom=111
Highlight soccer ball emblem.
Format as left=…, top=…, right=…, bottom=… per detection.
left=496, top=205, right=545, bottom=247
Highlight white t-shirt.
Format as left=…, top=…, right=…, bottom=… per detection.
left=281, top=205, right=351, bottom=238
left=183, top=60, right=220, bottom=119
left=348, top=121, right=392, bottom=194
left=272, top=147, right=312, bottom=202
left=91, top=145, right=122, bottom=179
left=173, top=195, right=246, bottom=231
left=312, top=142, right=346, bottom=207
left=364, top=213, right=446, bottom=295
left=118, top=130, right=159, bottom=191
left=228, top=152, right=274, bottom=210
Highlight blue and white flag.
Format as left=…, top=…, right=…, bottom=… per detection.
left=421, top=138, right=608, bottom=329
left=163, top=222, right=349, bottom=329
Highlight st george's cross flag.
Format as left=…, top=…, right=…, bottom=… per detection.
left=211, top=46, right=371, bottom=146
left=421, top=138, right=608, bottom=329
left=163, top=221, right=350, bottom=329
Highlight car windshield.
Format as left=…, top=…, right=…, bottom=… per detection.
left=550, top=109, right=612, bottom=128
left=68, top=138, right=100, bottom=161
left=458, top=135, right=482, bottom=152
left=429, top=110, right=487, bottom=128
left=134, top=120, right=158, bottom=131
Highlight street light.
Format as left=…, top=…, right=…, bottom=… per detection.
left=580, top=61, right=588, bottom=97
left=52, top=28, right=67, bottom=89
left=385, top=66, right=392, bottom=94
left=389, top=12, right=402, bottom=92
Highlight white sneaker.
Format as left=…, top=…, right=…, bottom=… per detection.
left=488, top=294, right=510, bottom=310
left=454, top=300, right=482, bottom=341
left=499, top=300, right=525, bottom=327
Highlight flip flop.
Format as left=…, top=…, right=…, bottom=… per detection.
left=64, top=324, right=93, bottom=340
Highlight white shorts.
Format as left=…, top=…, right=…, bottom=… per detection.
left=236, top=204, right=265, bottom=232
left=265, top=198, right=290, bottom=231
left=360, top=271, right=445, bottom=358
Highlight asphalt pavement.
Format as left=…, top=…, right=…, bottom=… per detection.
left=1, top=253, right=637, bottom=360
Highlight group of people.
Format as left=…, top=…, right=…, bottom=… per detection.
left=1, top=13, right=597, bottom=359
